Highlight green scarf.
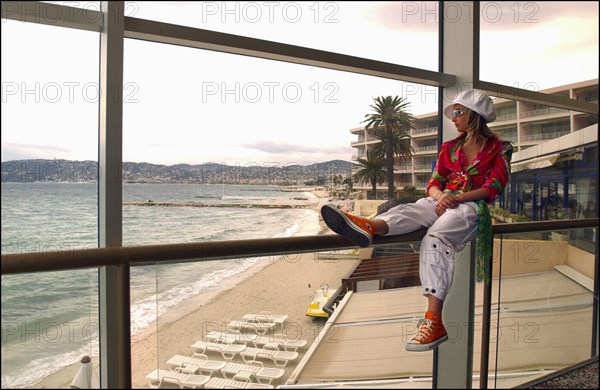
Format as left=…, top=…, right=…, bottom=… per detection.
left=475, top=200, right=493, bottom=283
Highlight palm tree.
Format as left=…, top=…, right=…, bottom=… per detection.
left=363, top=96, right=415, bottom=199
left=353, top=154, right=386, bottom=200
left=371, top=129, right=415, bottom=166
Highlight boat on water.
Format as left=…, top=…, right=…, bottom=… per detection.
left=306, top=284, right=336, bottom=318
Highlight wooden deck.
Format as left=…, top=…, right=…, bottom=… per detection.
left=341, top=253, right=420, bottom=292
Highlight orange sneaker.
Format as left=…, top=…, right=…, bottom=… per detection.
left=405, top=311, right=448, bottom=352
left=320, top=204, right=374, bottom=248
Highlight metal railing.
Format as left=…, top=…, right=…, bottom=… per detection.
left=412, top=127, right=438, bottom=136
left=521, top=130, right=571, bottom=142
left=520, top=107, right=568, bottom=118
left=1, top=218, right=598, bottom=389
left=414, top=145, right=438, bottom=152
left=494, top=113, right=517, bottom=122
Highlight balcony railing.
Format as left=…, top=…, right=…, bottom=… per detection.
left=494, top=113, right=518, bottom=122
left=2, top=218, right=598, bottom=389
left=393, top=164, right=413, bottom=172
left=413, top=164, right=434, bottom=171
left=520, top=107, right=568, bottom=118
left=412, top=127, right=438, bottom=136
left=414, top=145, right=438, bottom=152
left=521, top=130, right=571, bottom=142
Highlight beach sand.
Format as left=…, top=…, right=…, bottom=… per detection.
left=130, top=248, right=356, bottom=388
left=28, top=199, right=358, bottom=388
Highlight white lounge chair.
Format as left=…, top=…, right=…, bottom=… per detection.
left=190, top=340, right=246, bottom=360
left=241, top=312, right=288, bottom=326
left=239, top=347, right=299, bottom=367
left=220, top=362, right=285, bottom=385
left=204, top=377, right=274, bottom=389
left=205, top=331, right=258, bottom=345
left=226, top=320, right=277, bottom=335
left=166, top=354, right=226, bottom=376
left=250, top=334, right=308, bottom=352
left=146, top=368, right=210, bottom=389
left=206, top=331, right=305, bottom=352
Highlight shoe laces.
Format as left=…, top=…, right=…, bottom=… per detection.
left=413, top=318, right=436, bottom=342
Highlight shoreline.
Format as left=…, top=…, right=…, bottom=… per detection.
left=27, top=194, right=351, bottom=389
left=123, top=201, right=313, bottom=208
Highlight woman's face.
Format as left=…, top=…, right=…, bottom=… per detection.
left=451, top=104, right=469, bottom=133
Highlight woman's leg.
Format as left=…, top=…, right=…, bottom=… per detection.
left=320, top=198, right=438, bottom=247
left=427, top=294, right=444, bottom=312
left=370, top=219, right=389, bottom=235
left=406, top=202, right=479, bottom=352
left=374, top=197, right=439, bottom=236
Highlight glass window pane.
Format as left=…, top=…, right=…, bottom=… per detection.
left=122, top=37, right=438, bottom=164
left=1, top=270, right=100, bottom=388
left=487, top=228, right=596, bottom=387
left=132, top=248, right=434, bottom=387
left=480, top=2, right=598, bottom=89
left=122, top=36, right=439, bottom=385
left=121, top=38, right=439, bottom=244
left=1, top=20, right=99, bottom=164
left=41, top=1, right=101, bottom=10
left=1, top=19, right=100, bottom=389
left=131, top=1, right=439, bottom=70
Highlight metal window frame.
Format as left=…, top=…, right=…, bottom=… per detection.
left=2, top=1, right=598, bottom=388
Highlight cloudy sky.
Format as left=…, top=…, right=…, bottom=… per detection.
left=1, top=1, right=598, bottom=166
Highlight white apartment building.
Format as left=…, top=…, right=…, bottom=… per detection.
left=350, top=79, right=598, bottom=201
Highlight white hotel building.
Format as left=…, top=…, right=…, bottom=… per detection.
left=350, top=79, right=598, bottom=217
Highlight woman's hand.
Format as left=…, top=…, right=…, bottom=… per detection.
left=436, top=192, right=460, bottom=209
left=435, top=203, right=446, bottom=216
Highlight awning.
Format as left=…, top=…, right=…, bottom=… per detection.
left=511, top=149, right=583, bottom=173
left=284, top=269, right=593, bottom=388
left=511, top=153, right=560, bottom=173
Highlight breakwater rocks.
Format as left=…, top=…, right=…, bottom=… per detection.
left=123, top=201, right=312, bottom=209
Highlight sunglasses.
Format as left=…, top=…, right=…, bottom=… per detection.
left=452, top=109, right=466, bottom=117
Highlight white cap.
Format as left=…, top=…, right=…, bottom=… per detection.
left=444, top=89, right=496, bottom=123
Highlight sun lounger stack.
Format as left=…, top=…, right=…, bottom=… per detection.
left=166, top=354, right=227, bottom=376
left=190, top=339, right=298, bottom=368
left=206, top=330, right=307, bottom=352
left=146, top=368, right=211, bottom=389
left=239, top=346, right=299, bottom=367
left=206, top=330, right=258, bottom=345
left=204, top=377, right=274, bottom=389
left=241, top=312, right=288, bottom=328
left=220, top=362, right=285, bottom=384
left=158, top=311, right=294, bottom=388
left=190, top=340, right=247, bottom=361
left=250, top=334, right=307, bottom=352
left=226, top=320, right=278, bottom=335
left=226, top=311, right=289, bottom=335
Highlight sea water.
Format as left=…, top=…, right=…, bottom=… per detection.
left=1, top=182, right=321, bottom=388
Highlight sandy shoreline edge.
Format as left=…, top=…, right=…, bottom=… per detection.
left=28, top=193, right=357, bottom=389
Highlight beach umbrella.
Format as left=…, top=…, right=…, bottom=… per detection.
left=70, top=356, right=99, bottom=389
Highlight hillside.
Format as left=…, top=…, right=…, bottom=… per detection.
left=1, top=159, right=353, bottom=185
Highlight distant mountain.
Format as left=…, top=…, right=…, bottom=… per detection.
left=1, top=159, right=353, bottom=184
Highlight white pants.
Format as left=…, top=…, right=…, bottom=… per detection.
left=374, top=197, right=479, bottom=301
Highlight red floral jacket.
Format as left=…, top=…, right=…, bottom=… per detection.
left=427, top=137, right=513, bottom=203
